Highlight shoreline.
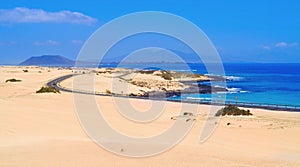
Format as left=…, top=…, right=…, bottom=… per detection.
left=48, top=72, right=300, bottom=113
left=2, top=65, right=299, bottom=111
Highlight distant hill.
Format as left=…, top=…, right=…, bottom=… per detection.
left=19, top=55, right=75, bottom=66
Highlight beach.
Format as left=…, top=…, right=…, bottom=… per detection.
left=0, top=66, right=300, bottom=166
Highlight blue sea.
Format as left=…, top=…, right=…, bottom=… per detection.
left=100, top=63, right=300, bottom=107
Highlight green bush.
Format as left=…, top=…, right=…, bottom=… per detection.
left=5, top=78, right=22, bottom=83
left=36, top=86, right=60, bottom=94
left=215, top=105, right=253, bottom=116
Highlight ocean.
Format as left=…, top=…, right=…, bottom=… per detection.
left=100, top=63, right=300, bottom=107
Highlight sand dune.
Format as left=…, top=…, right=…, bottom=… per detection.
left=0, top=66, right=299, bottom=166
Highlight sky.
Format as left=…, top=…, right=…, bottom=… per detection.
left=0, top=0, right=300, bottom=64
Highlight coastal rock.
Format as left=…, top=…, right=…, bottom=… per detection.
left=141, top=84, right=227, bottom=98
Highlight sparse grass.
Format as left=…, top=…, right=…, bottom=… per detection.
left=183, top=112, right=194, bottom=116
left=170, top=72, right=206, bottom=79
left=36, top=86, right=60, bottom=94
left=5, top=78, right=22, bottom=83
left=97, top=71, right=107, bottom=75
left=130, top=81, right=151, bottom=89
left=138, top=70, right=155, bottom=74
left=156, top=71, right=173, bottom=80
left=215, top=105, right=253, bottom=116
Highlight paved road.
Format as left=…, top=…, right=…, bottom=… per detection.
left=46, top=74, right=300, bottom=112
left=46, top=74, right=112, bottom=96
left=46, top=74, right=76, bottom=93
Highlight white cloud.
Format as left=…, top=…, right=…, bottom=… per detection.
left=263, top=42, right=298, bottom=50
left=0, top=41, right=16, bottom=46
left=71, top=40, right=83, bottom=44
left=275, top=42, right=298, bottom=48
left=33, top=40, right=59, bottom=46
left=275, top=42, right=288, bottom=48
left=262, top=45, right=271, bottom=50
left=0, top=7, right=97, bottom=25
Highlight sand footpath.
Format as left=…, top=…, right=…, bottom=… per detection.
left=0, top=66, right=299, bottom=167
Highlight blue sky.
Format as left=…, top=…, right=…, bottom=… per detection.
left=0, top=0, right=299, bottom=64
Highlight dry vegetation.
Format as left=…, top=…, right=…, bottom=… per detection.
left=36, top=86, right=60, bottom=94
left=5, top=78, right=22, bottom=83
left=215, top=105, right=253, bottom=116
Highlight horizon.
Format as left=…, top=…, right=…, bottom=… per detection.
left=3, top=54, right=300, bottom=66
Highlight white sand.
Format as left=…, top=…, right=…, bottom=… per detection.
left=0, top=66, right=299, bottom=167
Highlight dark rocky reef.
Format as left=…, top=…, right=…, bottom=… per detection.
left=141, top=84, right=227, bottom=98
left=182, top=84, right=227, bottom=94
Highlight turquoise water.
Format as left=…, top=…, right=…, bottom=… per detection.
left=176, top=63, right=300, bottom=106
left=100, top=63, right=300, bottom=107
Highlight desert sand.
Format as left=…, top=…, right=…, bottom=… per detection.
left=0, top=66, right=300, bottom=167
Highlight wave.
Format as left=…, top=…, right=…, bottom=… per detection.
left=204, top=74, right=243, bottom=81
left=239, top=90, right=248, bottom=93
left=227, top=87, right=241, bottom=92
left=226, top=87, right=248, bottom=94
left=186, top=97, right=211, bottom=100
left=175, top=69, right=197, bottom=72
left=225, top=76, right=243, bottom=81
left=214, top=85, right=226, bottom=88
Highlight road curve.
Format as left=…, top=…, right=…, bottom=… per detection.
left=46, top=74, right=76, bottom=93
left=46, top=74, right=300, bottom=112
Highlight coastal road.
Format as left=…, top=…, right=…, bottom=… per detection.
left=46, top=74, right=76, bottom=93
left=46, top=74, right=300, bottom=112
left=46, top=74, right=113, bottom=96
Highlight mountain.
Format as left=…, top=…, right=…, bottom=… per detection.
left=19, top=55, right=75, bottom=66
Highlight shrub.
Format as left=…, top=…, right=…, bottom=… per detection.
left=5, top=78, right=22, bottom=83
left=23, top=69, right=28, bottom=72
left=215, top=105, right=253, bottom=116
left=183, top=112, right=194, bottom=116
left=129, top=93, right=137, bottom=97
left=97, top=71, right=106, bottom=74
left=156, top=71, right=173, bottom=80
left=105, top=89, right=112, bottom=94
left=36, top=86, right=60, bottom=94
left=161, top=73, right=172, bottom=80
left=130, top=81, right=150, bottom=88
left=138, top=70, right=155, bottom=74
